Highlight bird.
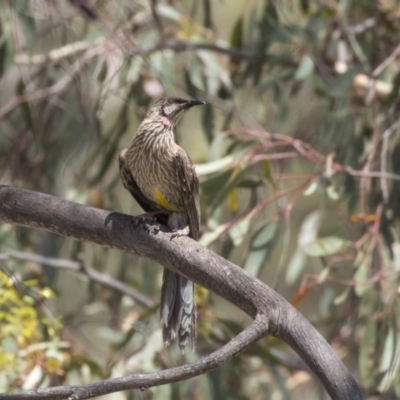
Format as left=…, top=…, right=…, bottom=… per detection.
left=118, top=97, right=205, bottom=351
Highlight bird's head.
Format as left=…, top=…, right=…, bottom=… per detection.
left=147, top=97, right=206, bottom=129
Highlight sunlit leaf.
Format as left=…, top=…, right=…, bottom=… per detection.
left=303, top=236, right=347, bottom=257
left=294, top=55, right=314, bottom=80
left=378, top=326, right=396, bottom=373
left=22, top=364, right=42, bottom=390
left=157, top=3, right=181, bottom=20
left=286, top=249, right=307, bottom=285
left=244, top=222, right=278, bottom=276
left=334, top=287, right=351, bottom=305
left=229, top=217, right=251, bottom=247
left=196, top=156, right=236, bottom=177
left=227, top=187, right=239, bottom=214
left=298, top=211, right=322, bottom=247
left=303, top=181, right=318, bottom=196
left=197, top=51, right=222, bottom=95
left=199, top=224, right=227, bottom=247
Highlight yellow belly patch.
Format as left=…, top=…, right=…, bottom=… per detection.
left=153, top=188, right=180, bottom=212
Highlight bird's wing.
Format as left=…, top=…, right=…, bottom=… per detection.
left=173, top=150, right=200, bottom=240
left=118, top=149, right=161, bottom=213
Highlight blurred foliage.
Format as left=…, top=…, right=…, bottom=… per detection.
left=0, top=268, right=65, bottom=390
left=1, top=0, right=400, bottom=398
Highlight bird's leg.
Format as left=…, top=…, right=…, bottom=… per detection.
left=134, top=211, right=167, bottom=225
left=170, top=225, right=190, bottom=240
left=143, top=210, right=166, bottom=219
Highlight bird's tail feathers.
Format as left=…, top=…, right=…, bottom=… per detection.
left=160, top=269, right=196, bottom=351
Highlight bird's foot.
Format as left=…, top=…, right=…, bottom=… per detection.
left=170, top=226, right=190, bottom=240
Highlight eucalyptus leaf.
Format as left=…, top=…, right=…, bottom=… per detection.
left=354, top=253, right=371, bottom=297
left=17, top=5, right=35, bottom=47
left=334, top=287, right=351, bottom=305
left=294, top=55, right=314, bottom=80
left=378, top=326, right=396, bottom=375
left=286, top=249, right=307, bottom=285
left=229, top=217, right=251, bottom=247
left=199, top=224, right=226, bottom=247
left=359, top=320, right=377, bottom=389
left=244, top=222, right=278, bottom=276
left=303, top=236, right=347, bottom=257
left=202, top=102, right=214, bottom=143
left=230, top=17, right=243, bottom=50
left=196, top=156, right=236, bottom=177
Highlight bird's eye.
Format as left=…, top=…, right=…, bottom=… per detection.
left=163, top=104, right=178, bottom=116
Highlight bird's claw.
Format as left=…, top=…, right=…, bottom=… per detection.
left=170, top=226, right=190, bottom=240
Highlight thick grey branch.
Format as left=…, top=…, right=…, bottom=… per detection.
left=0, top=185, right=364, bottom=400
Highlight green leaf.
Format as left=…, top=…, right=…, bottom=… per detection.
left=359, top=320, right=377, bottom=389
left=206, top=164, right=250, bottom=212
left=261, top=160, right=278, bottom=190
left=230, top=17, right=243, bottom=50
left=201, top=102, right=214, bottom=144
left=16, top=4, right=36, bottom=47
left=201, top=168, right=233, bottom=197
left=229, top=217, right=251, bottom=247
left=303, top=180, right=319, bottom=196
left=196, top=156, right=235, bottom=177
left=227, top=187, right=239, bottom=214
left=334, top=287, right=351, bottom=305
left=157, top=4, right=181, bottom=21
left=202, top=0, right=213, bottom=28
left=197, top=51, right=221, bottom=96
left=378, top=325, right=397, bottom=374
left=294, top=55, right=314, bottom=80
left=199, top=224, right=226, bottom=247
left=354, top=252, right=371, bottom=297
left=303, top=236, right=346, bottom=257
left=244, top=222, right=278, bottom=276
left=237, top=178, right=262, bottom=189
left=97, top=59, right=108, bottom=82
left=257, top=69, right=294, bottom=95
left=0, top=21, right=14, bottom=79
left=286, top=249, right=307, bottom=285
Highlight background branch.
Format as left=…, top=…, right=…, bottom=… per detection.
left=0, top=316, right=267, bottom=400
left=0, top=249, right=154, bottom=308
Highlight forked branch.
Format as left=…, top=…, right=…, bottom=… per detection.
left=0, top=185, right=364, bottom=400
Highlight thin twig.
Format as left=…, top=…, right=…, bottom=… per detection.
left=230, top=128, right=400, bottom=182
left=0, top=45, right=104, bottom=120
left=0, top=249, right=154, bottom=308
left=380, top=120, right=400, bottom=203
left=373, top=42, right=400, bottom=77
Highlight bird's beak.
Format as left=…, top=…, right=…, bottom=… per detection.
left=181, top=99, right=206, bottom=110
